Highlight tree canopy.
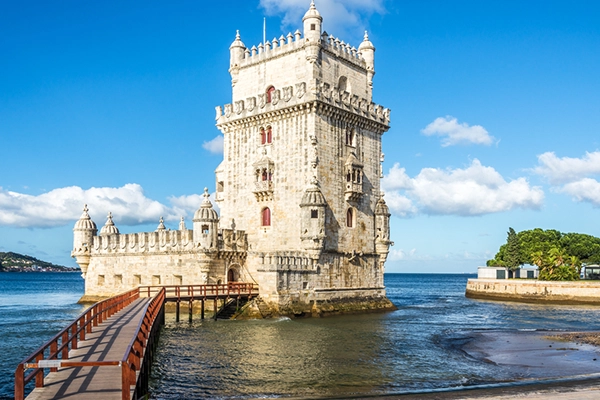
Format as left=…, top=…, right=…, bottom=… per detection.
left=486, top=228, right=600, bottom=281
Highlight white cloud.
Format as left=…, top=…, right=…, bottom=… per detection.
left=421, top=116, right=494, bottom=147
left=532, top=151, right=600, bottom=207
left=382, top=160, right=544, bottom=217
left=557, top=178, right=600, bottom=207
left=533, top=151, right=600, bottom=185
left=202, top=135, right=224, bottom=154
left=259, top=0, right=385, bottom=43
left=0, top=184, right=204, bottom=228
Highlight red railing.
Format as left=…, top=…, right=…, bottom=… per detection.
left=14, top=287, right=165, bottom=400
left=140, top=282, right=258, bottom=300
left=121, top=287, right=165, bottom=399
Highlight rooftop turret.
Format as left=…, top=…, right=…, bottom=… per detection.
left=193, top=188, right=219, bottom=222
left=99, top=212, right=119, bottom=235
left=74, top=204, right=97, bottom=232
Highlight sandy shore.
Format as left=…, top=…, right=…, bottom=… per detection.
left=299, top=330, right=600, bottom=400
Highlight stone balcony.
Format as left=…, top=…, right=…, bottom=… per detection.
left=253, top=180, right=274, bottom=201
left=344, top=181, right=363, bottom=202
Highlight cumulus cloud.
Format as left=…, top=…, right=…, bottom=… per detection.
left=421, top=116, right=494, bottom=147
left=259, top=0, right=385, bottom=42
left=533, top=151, right=600, bottom=185
left=533, top=151, right=600, bottom=207
left=558, top=178, right=600, bottom=207
left=382, top=160, right=544, bottom=217
left=202, top=135, right=224, bottom=154
left=0, top=184, right=205, bottom=228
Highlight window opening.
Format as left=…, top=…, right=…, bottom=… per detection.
left=266, top=86, right=275, bottom=103
left=311, top=209, right=318, bottom=218
left=346, top=208, right=354, bottom=228
left=267, top=126, right=272, bottom=143
left=202, top=224, right=209, bottom=234
left=260, top=128, right=266, bottom=145
left=338, top=76, right=347, bottom=92
left=262, top=207, right=271, bottom=226
left=345, top=128, right=355, bottom=146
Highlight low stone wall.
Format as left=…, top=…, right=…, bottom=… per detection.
left=466, top=279, right=600, bottom=305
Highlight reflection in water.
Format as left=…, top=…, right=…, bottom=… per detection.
left=149, top=274, right=600, bottom=399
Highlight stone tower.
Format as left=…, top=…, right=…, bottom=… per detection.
left=215, top=1, right=394, bottom=315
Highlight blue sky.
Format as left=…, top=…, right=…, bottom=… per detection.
left=1, top=0, right=599, bottom=273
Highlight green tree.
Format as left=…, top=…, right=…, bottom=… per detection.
left=505, top=227, right=520, bottom=272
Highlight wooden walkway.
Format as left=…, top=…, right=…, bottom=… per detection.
left=15, top=283, right=257, bottom=399
left=25, top=298, right=150, bottom=400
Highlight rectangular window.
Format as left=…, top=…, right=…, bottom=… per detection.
left=134, top=274, right=142, bottom=285
left=114, top=274, right=123, bottom=285
left=98, top=275, right=105, bottom=286
left=311, top=209, right=318, bottom=218
left=174, top=275, right=183, bottom=285
left=202, top=224, right=209, bottom=234
left=311, top=24, right=315, bottom=31
left=152, top=275, right=161, bottom=285
left=217, top=181, right=224, bottom=192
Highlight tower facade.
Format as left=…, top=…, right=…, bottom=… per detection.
left=72, top=2, right=394, bottom=316
left=215, top=2, right=394, bottom=314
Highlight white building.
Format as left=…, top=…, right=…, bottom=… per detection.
left=72, top=1, right=395, bottom=317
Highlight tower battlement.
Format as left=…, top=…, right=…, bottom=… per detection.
left=216, top=80, right=390, bottom=127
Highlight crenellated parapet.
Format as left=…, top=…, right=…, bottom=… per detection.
left=87, top=227, right=247, bottom=256
left=216, top=81, right=390, bottom=128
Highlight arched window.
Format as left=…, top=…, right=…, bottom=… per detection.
left=266, top=86, right=275, bottom=103
left=338, top=76, right=348, bottom=92
left=262, top=207, right=271, bottom=226
left=346, top=208, right=354, bottom=228
left=266, top=126, right=272, bottom=143
left=345, top=128, right=355, bottom=146
left=259, top=126, right=273, bottom=144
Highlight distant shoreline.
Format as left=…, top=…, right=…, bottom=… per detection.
left=0, top=269, right=80, bottom=273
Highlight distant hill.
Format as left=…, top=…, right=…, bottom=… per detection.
left=0, top=252, right=79, bottom=272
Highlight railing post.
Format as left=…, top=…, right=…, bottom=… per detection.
left=80, top=316, right=86, bottom=341
left=121, top=362, right=130, bottom=400
left=35, top=353, right=44, bottom=388
left=62, top=331, right=69, bottom=359
left=15, top=364, right=24, bottom=400
left=50, top=342, right=58, bottom=372
left=71, top=324, right=78, bottom=350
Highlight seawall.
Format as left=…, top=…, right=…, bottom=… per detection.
left=466, top=279, right=600, bottom=305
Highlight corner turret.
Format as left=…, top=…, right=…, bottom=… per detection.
left=193, top=188, right=219, bottom=250
left=375, top=195, right=392, bottom=259
left=229, top=30, right=246, bottom=86
left=303, top=1, right=322, bottom=63
left=299, top=177, right=327, bottom=258
left=358, top=31, right=375, bottom=90
left=72, top=204, right=97, bottom=277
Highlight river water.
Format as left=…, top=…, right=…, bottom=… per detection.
left=3, top=273, right=600, bottom=399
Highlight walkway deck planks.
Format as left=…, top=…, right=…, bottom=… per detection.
left=25, top=298, right=150, bottom=400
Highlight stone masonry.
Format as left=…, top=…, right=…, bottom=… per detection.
left=72, top=1, right=395, bottom=316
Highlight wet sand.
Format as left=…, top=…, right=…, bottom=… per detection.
left=304, top=330, right=600, bottom=399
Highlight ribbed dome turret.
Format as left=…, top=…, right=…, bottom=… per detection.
left=74, top=204, right=97, bottom=231
left=193, top=188, right=219, bottom=221
left=100, top=212, right=119, bottom=235
left=300, top=178, right=326, bottom=206
left=229, top=30, right=245, bottom=50
left=358, top=31, right=375, bottom=52
left=375, top=196, right=390, bottom=216
left=303, top=0, right=322, bottom=22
